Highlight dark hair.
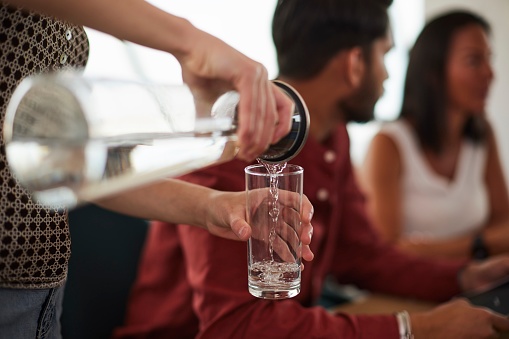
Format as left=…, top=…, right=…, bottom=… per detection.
left=399, top=10, right=491, bottom=153
left=272, top=0, right=393, bottom=79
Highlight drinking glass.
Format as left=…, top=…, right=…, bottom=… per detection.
left=245, top=164, right=303, bottom=299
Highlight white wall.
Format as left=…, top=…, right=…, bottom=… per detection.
left=84, top=0, right=279, bottom=82
left=425, top=0, right=509, bottom=184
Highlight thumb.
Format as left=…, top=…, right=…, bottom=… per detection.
left=491, top=313, right=509, bottom=333
left=230, top=218, right=252, bottom=241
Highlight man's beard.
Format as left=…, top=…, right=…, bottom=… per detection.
left=339, top=67, right=380, bottom=124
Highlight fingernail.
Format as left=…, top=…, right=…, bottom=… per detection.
left=239, top=227, right=248, bottom=239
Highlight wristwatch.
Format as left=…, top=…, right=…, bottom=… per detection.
left=471, top=233, right=489, bottom=260
left=395, top=310, right=413, bottom=339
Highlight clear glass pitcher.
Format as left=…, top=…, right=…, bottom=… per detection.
left=3, top=72, right=309, bottom=208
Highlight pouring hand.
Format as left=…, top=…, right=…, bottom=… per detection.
left=178, top=29, right=293, bottom=161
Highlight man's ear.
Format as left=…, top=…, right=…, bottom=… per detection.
left=345, top=47, right=365, bottom=88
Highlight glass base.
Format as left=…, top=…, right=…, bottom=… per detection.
left=248, top=285, right=300, bottom=300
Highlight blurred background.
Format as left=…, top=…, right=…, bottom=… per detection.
left=62, top=1, right=509, bottom=338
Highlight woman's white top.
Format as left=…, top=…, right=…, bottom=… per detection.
left=379, top=120, right=489, bottom=240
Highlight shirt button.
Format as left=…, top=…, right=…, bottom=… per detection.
left=65, top=29, right=73, bottom=40
left=324, top=150, right=336, bottom=163
left=317, top=188, right=329, bottom=201
left=59, top=53, right=68, bottom=64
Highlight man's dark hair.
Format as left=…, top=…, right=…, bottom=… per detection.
left=399, top=10, right=491, bottom=153
left=272, top=0, right=392, bottom=79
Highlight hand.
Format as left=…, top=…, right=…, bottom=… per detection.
left=247, top=188, right=314, bottom=266
left=204, top=190, right=314, bottom=263
left=177, top=29, right=293, bottom=161
left=410, top=299, right=509, bottom=338
left=459, top=255, right=509, bottom=292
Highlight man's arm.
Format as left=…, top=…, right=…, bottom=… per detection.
left=161, top=161, right=400, bottom=339
left=178, top=216, right=400, bottom=339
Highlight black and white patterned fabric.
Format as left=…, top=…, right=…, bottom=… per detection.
left=0, top=3, right=89, bottom=288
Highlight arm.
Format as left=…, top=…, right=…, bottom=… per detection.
left=338, top=142, right=464, bottom=301
left=95, top=178, right=314, bottom=256
left=161, top=162, right=399, bottom=339
left=178, top=213, right=400, bottom=339
left=410, top=299, right=509, bottom=338
left=481, top=123, right=509, bottom=255
left=362, top=126, right=509, bottom=259
left=5, top=0, right=294, bottom=161
left=95, top=178, right=252, bottom=241
left=410, top=255, right=509, bottom=337
left=361, top=132, right=403, bottom=241
left=399, top=123, right=509, bottom=258
left=5, top=0, right=202, bottom=57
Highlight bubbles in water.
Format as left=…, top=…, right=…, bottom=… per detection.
left=249, top=260, right=300, bottom=287
left=257, top=160, right=287, bottom=261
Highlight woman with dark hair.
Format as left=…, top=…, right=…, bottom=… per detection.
left=361, top=10, right=509, bottom=259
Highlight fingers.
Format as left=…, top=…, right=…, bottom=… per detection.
left=300, top=222, right=313, bottom=247
left=272, top=233, right=298, bottom=263
left=234, top=66, right=294, bottom=161
left=302, top=245, right=314, bottom=262
left=300, top=194, right=314, bottom=228
left=277, top=191, right=314, bottom=225
left=274, top=210, right=313, bottom=262
left=248, top=189, right=314, bottom=264
left=277, top=190, right=301, bottom=210
left=272, top=230, right=313, bottom=264
left=270, top=82, right=293, bottom=143
left=249, top=206, right=299, bottom=262
left=276, top=218, right=300, bottom=253
left=299, top=217, right=314, bottom=261
left=182, top=33, right=289, bottom=161
left=281, top=205, right=300, bottom=231
left=490, top=311, right=509, bottom=333
left=460, top=255, right=509, bottom=292
left=296, top=194, right=314, bottom=250
left=236, top=65, right=278, bottom=161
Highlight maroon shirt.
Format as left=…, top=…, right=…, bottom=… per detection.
left=115, top=124, right=464, bottom=339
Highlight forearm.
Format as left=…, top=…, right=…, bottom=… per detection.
left=343, top=244, right=463, bottom=302
left=95, top=179, right=214, bottom=229
left=184, top=232, right=401, bottom=338
left=396, top=220, right=509, bottom=259
left=202, top=302, right=401, bottom=339
left=483, top=220, right=509, bottom=255
left=396, top=237, right=471, bottom=259
left=4, top=0, right=196, bottom=59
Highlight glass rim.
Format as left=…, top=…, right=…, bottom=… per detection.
left=244, top=164, right=303, bottom=177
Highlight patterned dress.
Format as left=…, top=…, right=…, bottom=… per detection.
left=0, top=3, right=89, bottom=288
